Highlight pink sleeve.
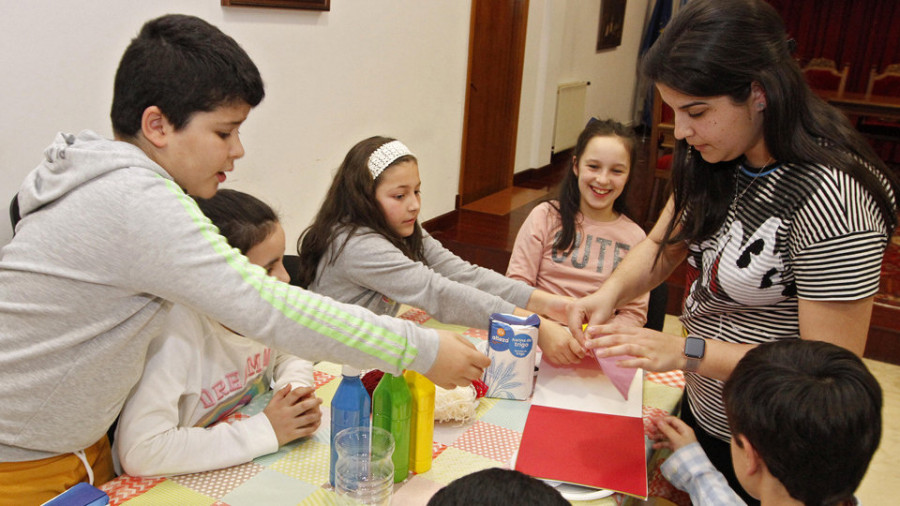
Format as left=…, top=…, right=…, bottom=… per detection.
left=506, top=204, right=551, bottom=286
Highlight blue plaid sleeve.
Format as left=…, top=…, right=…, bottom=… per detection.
left=661, top=443, right=747, bottom=506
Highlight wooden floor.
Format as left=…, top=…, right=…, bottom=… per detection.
left=423, top=136, right=900, bottom=365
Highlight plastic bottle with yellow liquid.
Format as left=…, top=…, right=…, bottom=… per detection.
left=403, top=370, right=435, bottom=473
left=372, top=372, right=412, bottom=483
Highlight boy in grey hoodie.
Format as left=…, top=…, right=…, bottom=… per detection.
left=0, top=14, right=488, bottom=503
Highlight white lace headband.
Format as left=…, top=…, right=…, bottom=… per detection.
left=367, top=140, right=414, bottom=179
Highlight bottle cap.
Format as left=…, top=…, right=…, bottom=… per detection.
left=342, top=365, right=361, bottom=377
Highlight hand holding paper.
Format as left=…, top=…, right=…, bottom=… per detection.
left=538, top=319, right=585, bottom=365
left=584, top=324, right=686, bottom=374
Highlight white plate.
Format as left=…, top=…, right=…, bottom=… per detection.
left=542, top=479, right=615, bottom=501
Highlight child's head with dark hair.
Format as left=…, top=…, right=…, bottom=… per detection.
left=296, top=136, right=425, bottom=288
left=194, top=189, right=278, bottom=255
left=194, top=189, right=289, bottom=282
left=427, top=468, right=568, bottom=506
left=552, top=118, right=636, bottom=252
left=723, top=339, right=882, bottom=506
left=111, top=14, right=264, bottom=138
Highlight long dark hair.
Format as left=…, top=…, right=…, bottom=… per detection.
left=296, top=136, right=426, bottom=288
left=551, top=118, right=636, bottom=252
left=194, top=189, right=278, bottom=255
left=642, top=0, right=899, bottom=252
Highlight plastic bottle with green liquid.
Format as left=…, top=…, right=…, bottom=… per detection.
left=404, top=370, right=435, bottom=473
left=372, top=372, right=411, bottom=483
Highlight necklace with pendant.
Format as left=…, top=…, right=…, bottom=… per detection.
left=730, top=156, right=776, bottom=214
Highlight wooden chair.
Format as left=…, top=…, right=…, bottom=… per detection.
left=866, top=63, right=900, bottom=97
left=801, top=57, right=849, bottom=94
left=859, top=64, right=900, bottom=167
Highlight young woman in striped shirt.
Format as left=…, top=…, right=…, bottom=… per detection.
left=567, top=0, right=899, bottom=503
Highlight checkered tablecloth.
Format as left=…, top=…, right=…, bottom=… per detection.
left=100, top=309, right=685, bottom=505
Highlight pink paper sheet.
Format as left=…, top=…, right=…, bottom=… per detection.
left=594, top=353, right=638, bottom=400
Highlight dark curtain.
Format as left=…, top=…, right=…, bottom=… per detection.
left=768, top=0, right=900, bottom=92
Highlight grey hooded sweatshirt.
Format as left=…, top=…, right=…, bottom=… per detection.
left=0, top=131, right=438, bottom=462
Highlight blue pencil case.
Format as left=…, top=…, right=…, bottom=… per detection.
left=41, top=482, right=109, bottom=506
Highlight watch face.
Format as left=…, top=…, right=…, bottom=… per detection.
left=685, top=337, right=705, bottom=358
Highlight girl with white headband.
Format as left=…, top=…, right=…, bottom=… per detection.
left=297, top=136, right=576, bottom=360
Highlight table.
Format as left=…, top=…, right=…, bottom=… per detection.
left=815, top=89, right=900, bottom=122
left=99, top=308, right=685, bottom=505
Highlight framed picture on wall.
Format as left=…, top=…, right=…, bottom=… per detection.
left=597, top=0, right=626, bottom=51
left=221, top=0, right=330, bottom=10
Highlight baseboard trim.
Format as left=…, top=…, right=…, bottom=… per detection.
left=422, top=211, right=458, bottom=234
left=513, top=149, right=573, bottom=187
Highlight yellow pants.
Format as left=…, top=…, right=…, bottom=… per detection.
left=0, top=437, right=115, bottom=506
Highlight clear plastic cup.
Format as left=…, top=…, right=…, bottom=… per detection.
left=334, top=426, right=395, bottom=505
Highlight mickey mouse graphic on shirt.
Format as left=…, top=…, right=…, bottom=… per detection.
left=685, top=216, right=798, bottom=313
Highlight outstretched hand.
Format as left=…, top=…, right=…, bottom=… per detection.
left=583, top=323, right=684, bottom=372
left=424, top=330, right=491, bottom=389
left=264, top=385, right=323, bottom=446
left=651, top=415, right=697, bottom=451
left=538, top=320, right=585, bottom=365
left=566, top=294, right=616, bottom=344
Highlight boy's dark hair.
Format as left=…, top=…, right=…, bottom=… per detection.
left=426, top=468, right=568, bottom=506
left=111, top=14, right=265, bottom=137
left=295, top=136, right=426, bottom=288
left=723, top=340, right=882, bottom=506
left=194, top=189, right=278, bottom=255
left=551, top=117, right=636, bottom=253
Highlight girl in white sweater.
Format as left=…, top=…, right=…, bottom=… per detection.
left=114, top=190, right=322, bottom=477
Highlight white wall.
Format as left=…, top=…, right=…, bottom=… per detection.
left=516, top=0, right=650, bottom=173
left=0, top=0, right=472, bottom=249
left=1, top=0, right=650, bottom=250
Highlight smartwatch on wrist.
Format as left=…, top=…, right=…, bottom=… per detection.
left=683, top=336, right=706, bottom=373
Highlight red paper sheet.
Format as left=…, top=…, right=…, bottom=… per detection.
left=516, top=405, right=647, bottom=497
left=514, top=358, right=647, bottom=498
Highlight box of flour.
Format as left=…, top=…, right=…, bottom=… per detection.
left=482, top=313, right=540, bottom=400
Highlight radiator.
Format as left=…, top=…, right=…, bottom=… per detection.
left=552, top=81, right=589, bottom=153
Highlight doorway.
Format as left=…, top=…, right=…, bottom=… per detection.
left=458, top=0, right=529, bottom=207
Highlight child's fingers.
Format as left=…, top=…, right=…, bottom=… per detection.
left=568, top=337, right=586, bottom=360
left=651, top=441, right=673, bottom=450
left=285, top=386, right=315, bottom=404
left=270, top=383, right=292, bottom=402
left=655, top=417, right=680, bottom=440
left=662, top=415, right=691, bottom=435
left=294, top=396, right=323, bottom=415
left=294, top=405, right=323, bottom=428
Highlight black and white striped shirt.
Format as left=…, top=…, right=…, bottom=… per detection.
left=681, top=160, right=889, bottom=442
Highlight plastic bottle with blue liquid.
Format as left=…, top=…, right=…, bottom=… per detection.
left=329, top=365, right=371, bottom=487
